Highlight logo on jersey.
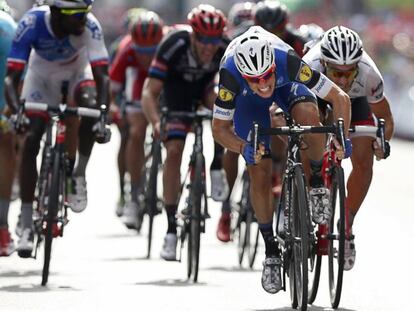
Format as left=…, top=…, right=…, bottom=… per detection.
left=86, top=19, right=102, bottom=40
left=297, top=63, right=312, bottom=83
left=218, top=87, right=234, bottom=102
left=15, top=14, right=36, bottom=42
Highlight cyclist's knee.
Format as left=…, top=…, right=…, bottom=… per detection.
left=291, top=101, right=320, bottom=125
left=74, top=80, right=97, bottom=108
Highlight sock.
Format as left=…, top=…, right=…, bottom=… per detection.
left=74, top=153, right=89, bottom=177
left=0, top=199, right=10, bottom=227
left=21, top=202, right=33, bottom=229
left=259, top=221, right=279, bottom=257
left=130, top=181, right=140, bottom=204
left=221, top=200, right=231, bottom=213
left=210, top=142, right=223, bottom=170
left=165, top=204, right=177, bottom=234
left=310, top=159, right=324, bottom=188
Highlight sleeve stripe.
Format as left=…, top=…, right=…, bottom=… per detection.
left=7, top=60, right=26, bottom=71
left=149, top=68, right=167, bottom=79
left=90, top=59, right=109, bottom=67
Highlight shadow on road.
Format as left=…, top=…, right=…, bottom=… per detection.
left=134, top=278, right=208, bottom=287
left=205, top=265, right=261, bottom=273
left=0, top=284, right=81, bottom=293
left=252, top=304, right=356, bottom=311
left=102, top=256, right=157, bottom=262
left=0, top=270, right=42, bottom=278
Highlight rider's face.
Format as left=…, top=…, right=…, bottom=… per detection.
left=244, top=65, right=276, bottom=98
left=324, top=62, right=358, bottom=93
left=192, top=33, right=221, bottom=65
left=59, top=12, right=88, bottom=36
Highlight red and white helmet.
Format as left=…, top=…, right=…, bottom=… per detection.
left=187, top=4, right=227, bottom=37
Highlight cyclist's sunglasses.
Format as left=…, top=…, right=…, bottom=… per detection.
left=195, top=34, right=222, bottom=45
left=60, top=6, right=91, bottom=19
left=242, top=64, right=276, bottom=84
left=326, top=65, right=358, bottom=80
left=131, top=43, right=158, bottom=54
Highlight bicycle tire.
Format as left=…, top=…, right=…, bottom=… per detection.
left=292, top=165, right=309, bottom=311
left=328, top=166, right=345, bottom=308
left=146, top=140, right=161, bottom=259
left=308, top=252, right=322, bottom=304
left=237, top=171, right=249, bottom=266
left=190, top=153, right=204, bottom=282
left=41, top=151, right=60, bottom=286
left=247, top=209, right=260, bottom=269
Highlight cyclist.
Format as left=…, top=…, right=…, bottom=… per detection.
left=109, top=7, right=148, bottom=217
left=212, top=26, right=352, bottom=293
left=0, top=1, right=17, bottom=257
left=253, top=0, right=307, bottom=57
left=109, top=11, right=164, bottom=229
left=303, top=25, right=394, bottom=270
left=142, top=4, right=228, bottom=261
left=5, top=0, right=110, bottom=258
left=299, top=23, right=324, bottom=54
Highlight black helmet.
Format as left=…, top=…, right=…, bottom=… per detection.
left=254, top=0, right=288, bottom=32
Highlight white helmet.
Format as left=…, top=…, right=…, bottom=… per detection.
left=320, top=26, right=363, bottom=65
left=47, top=0, right=93, bottom=8
left=234, top=35, right=274, bottom=77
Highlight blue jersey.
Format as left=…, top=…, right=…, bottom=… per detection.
left=0, top=10, right=16, bottom=112
left=213, top=26, right=332, bottom=146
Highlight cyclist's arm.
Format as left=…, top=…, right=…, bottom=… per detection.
left=92, top=64, right=110, bottom=111
left=142, top=77, right=164, bottom=126
left=369, top=96, right=394, bottom=141
left=212, top=118, right=246, bottom=154
left=321, top=84, right=351, bottom=136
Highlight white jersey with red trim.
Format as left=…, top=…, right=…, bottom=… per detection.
left=7, top=6, right=108, bottom=76
left=303, top=42, right=385, bottom=103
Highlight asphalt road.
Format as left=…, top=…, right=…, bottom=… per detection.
left=1, top=126, right=413, bottom=311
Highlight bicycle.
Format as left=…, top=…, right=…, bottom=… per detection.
left=164, top=109, right=211, bottom=283
left=19, top=82, right=106, bottom=286
left=308, top=119, right=387, bottom=309
left=136, top=110, right=167, bottom=259
left=257, top=118, right=343, bottom=311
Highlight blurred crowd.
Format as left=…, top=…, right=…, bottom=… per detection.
left=9, top=0, right=414, bottom=138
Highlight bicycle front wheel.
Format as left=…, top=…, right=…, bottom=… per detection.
left=41, top=151, right=61, bottom=286
left=328, top=166, right=346, bottom=308
left=189, top=153, right=204, bottom=282
left=291, top=165, right=309, bottom=310
left=146, top=140, right=161, bottom=259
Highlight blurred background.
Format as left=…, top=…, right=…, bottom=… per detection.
left=8, top=0, right=414, bottom=139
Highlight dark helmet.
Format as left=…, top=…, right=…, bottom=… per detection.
left=187, top=4, right=227, bottom=37
left=228, top=2, right=255, bottom=28
left=254, top=0, right=288, bottom=32
left=130, top=11, right=164, bottom=47
left=48, top=0, right=94, bottom=8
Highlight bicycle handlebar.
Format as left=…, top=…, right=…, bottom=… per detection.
left=24, top=101, right=102, bottom=119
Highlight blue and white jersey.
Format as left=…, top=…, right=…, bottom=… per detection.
left=7, top=6, right=108, bottom=76
left=214, top=26, right=334, bottom=121
left=0, top=10, right=16, bottom=112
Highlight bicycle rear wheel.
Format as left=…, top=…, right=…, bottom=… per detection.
left=308, top=251, right=322, bottom=304
left=247, top=208, right=259, bottom=269
left=328, top=166, right=345, bottom=308
left=146, top=140, right=161, bottom=259
left=291, top=165, right=309, bottom=310
left=41, top=151, right=61, bottom=286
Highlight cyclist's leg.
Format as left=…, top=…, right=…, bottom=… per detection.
left=68, top=70, right=97, bottom=212
left=234, top=95, right=281, bottom=293
left=122, top=104, right=148, bottom=227
left=0, top=122, right=16, bottom=256
left=160, top=118, right=190, bottom=260
left=216, top=149, right=238, bottom=242
left=284, top=83, right=330, bottom=224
